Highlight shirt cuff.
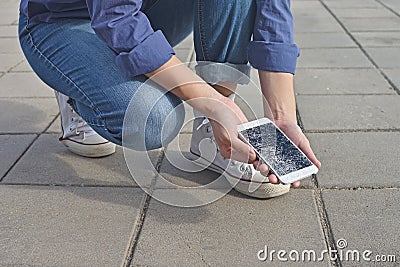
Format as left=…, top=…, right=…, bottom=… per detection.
left=248, top=41, right=300, bottom=75
left=115, top=30, right=175, bottom=77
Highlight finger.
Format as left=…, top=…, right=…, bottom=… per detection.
left=258, top=163, right=270, bottom=177
left=268, top=173, right=279, bottom=184
left=298, top=138, right=321, bottom=168
left=230, top=137, right=257, bottom=163
left=291, top=181, right=301, bottom=188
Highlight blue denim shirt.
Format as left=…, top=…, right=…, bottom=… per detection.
left=20, top=0, right=299, bottom=77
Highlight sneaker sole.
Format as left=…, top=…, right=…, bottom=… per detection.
left=190, top=151, right=290, bottom=199
left=61, top=139, right=116, bottom=158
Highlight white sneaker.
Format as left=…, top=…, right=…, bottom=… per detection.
left=190, top=117, right=290, bottom=199
left=55, top=92, right=116, bottom=158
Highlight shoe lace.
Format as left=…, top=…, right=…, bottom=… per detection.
left=68, top=107, right=95, bottom=137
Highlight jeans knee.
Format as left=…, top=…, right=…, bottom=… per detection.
left=122, top=91, right=185, bottom=151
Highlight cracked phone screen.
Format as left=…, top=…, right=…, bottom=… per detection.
left=239, top=123, right=313, bottom=177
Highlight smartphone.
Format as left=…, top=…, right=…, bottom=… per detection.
left=237, top=118, right=318, bottom=184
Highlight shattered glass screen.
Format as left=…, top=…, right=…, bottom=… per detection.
left=239, top=123, right=313, bottom=177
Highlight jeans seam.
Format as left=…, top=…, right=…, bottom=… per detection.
left=24, top=22, right=104, bottom=125
left=197, top=0, right=208, bottom=60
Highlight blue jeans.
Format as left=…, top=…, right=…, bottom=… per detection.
left=19, top=0, right=256, bottom=150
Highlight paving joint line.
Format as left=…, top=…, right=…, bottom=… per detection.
left=296, top=93, right=395, bottom=96
left=312, top=175, right=342, bottom=267
left=375, top=0, right=400, bottom=18
left=297, top=104, right=341, bottom=266
left=319, top=0, right=400, bottom=95
left=318, top=186, right=400, bottom=190
left=304, top=128, right=400, bottom=133
left=0, top=182, right=140, bottom=188
left=123, top=148, right=165, bottom=266
left=0, top=112, right=59, bottom=182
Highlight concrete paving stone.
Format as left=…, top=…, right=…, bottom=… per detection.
left=175, top=34, right=194, bottom=51
left=380, top=0, right=400, bottom=13
left=297, top=48, right=373, bottom=68
left=0, top=10, right=19, bottom=26
left=10, top=59, right=33, bottom=72
left=292, top=1, right=326, bottom=11
left=365, top=47, right=400, bottom=68
left=0, top=185, right=143, bottom=266
left=293, top=14, right=344, bottom=33
left=0, top=98, right=58, bottom=133
left=0, top=37, right=22, bottom=53
left=133, top=189, right=329, bottom=267
left=0, top=134, right=35, bottom=178
left=0, top=25, right=18, bottom=37
left=382, top=68, right=400, bottom=90
left=329, top=7, right=396, bottom=18
left=308, top=132, right=400, bottom=188
left=156, top=134, right=225, bottom=189
left=340, top=17, right=400, bottom=32
left=296, top=95, right=400, bottom=130
left=322, top=189, right=399, bottom=267
left=46, top=114, right=61, bottom=133
left=295, top=32, right=356, bottom=48
left=353, top=31, right=400, bottom=47
left=0, top=72, right=54, bottom=98
left=175, top=48, right=193, bottom=62
left=0, top=53, right=23, bottom=72
left=323, top=0, right=383, bottom=9
left=295, top=69, right=395, bottom=95
left=2, top=134, right=155, bottom=187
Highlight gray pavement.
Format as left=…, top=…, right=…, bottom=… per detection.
left=0, top=0, right=399, bottom=266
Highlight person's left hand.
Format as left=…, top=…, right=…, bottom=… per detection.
left=252, top=119, right=321, bottom=188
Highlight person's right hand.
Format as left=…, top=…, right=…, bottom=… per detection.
left=206, top=97, right=258, bottom=165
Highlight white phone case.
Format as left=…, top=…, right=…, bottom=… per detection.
left=238, top=118, right=318, bottom=184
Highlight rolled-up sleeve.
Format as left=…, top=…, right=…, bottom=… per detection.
left=248, top=0, right=300, bottom=74
left=86, top=0, right=175, bottom=77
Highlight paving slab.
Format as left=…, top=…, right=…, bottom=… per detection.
left=2, top=134, right=148, bottom=187
left=0, top=37, right=22, bottom=53
left=353, top=31, right=400, bottom=47
left=295, top=32, right=356, bottom=48
left=382, top=68, right=400, bottom=90
left=329, top=7, right=396, bottom=18
left=322, top=189, right=399, bottom=266
left=323, top=0, right=383, bottom=9
left=296, top=95, right=400, bottom=131
left=293, top=15, right=344, bottom=33
left=308, top=132, right=400, bottom=188
left=133, top=189, right=329, bottom=266
left=0, top=98, right=58, bottom=133
left=340, top=17, right=400, bottom=32
left=0, top=10, right=19, bottom=26
left=0, top=185, right=143, bottom=267
left=0, top=25, right=18, bottom=37
left=294, top=69, right=394, bottom=95
left=0, top=134, right=35, bottom=178
left=365, top=47, right=400, bottom=68
left=175, top=48, right=194, bottom=62
left=156, top=134, right=228, bottom=189
left=10, top=59, right=33, bottom=72
left=379, top=0, right=400, bottom=14
left=46, top=114, right=61, bottom=133
left=0, top=72, right=54, bottom=98
left=297, top=48, right=373, bottom=68
left=0, top=53, right=23, bottom=72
